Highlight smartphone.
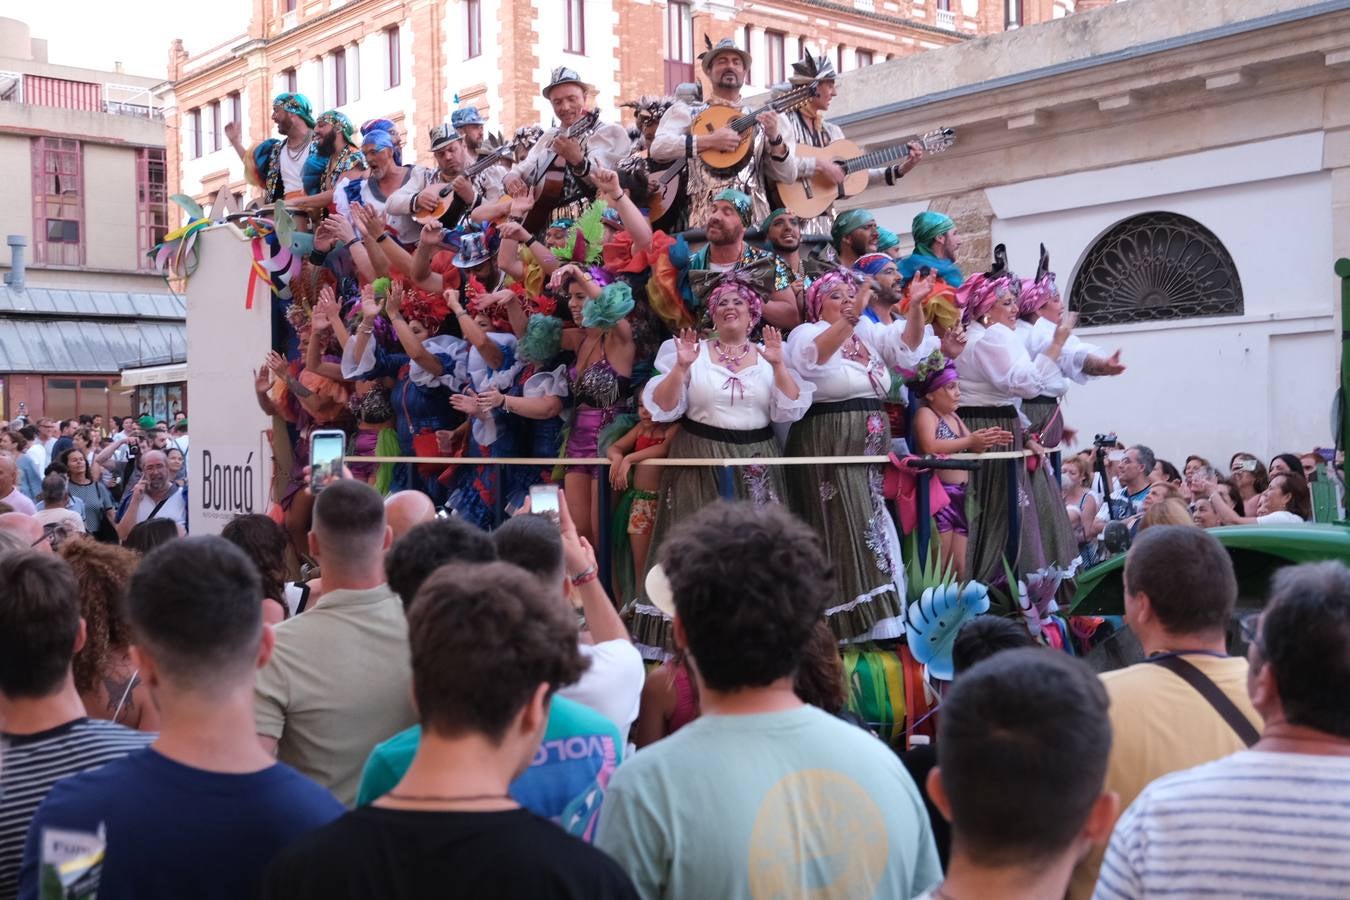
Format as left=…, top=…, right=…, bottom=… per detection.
left=310, top=429, right=347, bottom=494
left=530, top=484, right=561, bottom=524
left=1240, top=459, right=1258, bottom=472
left=1107, top=450, right=1126, bottom=463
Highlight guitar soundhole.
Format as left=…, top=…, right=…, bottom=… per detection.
left=702, top=123, right=714, bottom=133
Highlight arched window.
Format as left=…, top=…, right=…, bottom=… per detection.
left=1069, top=212, right=1243, bottom=327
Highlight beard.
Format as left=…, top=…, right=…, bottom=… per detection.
left=849, top=232, right=874, bottom=256
left=318, top=131, right=338, bottom=156
left=707, top=222, right=741, bottom=247
left=717, top=71, right=743, bottom=90
left=872, top=280, right=900, bottom=306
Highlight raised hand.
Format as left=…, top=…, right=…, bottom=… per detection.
left=420, top=220, right=445, bottom=246
left=1054, top=310, right=1078, bottom=345
left=265, top=350, right=289, bottom=377
left=503, top=173, right=528, bottom=197
left=909, top=272, right=937, bottom=305
left=591, top=167, right=622, bottom=202
left=499, top=220, right=531, bottom=243
left=1085, top=349, right=1126, bottom=377
left=444, top=288, right=464, bottom=317
left=674, top=328, right=699, bottom=368
left=359, top=283, right=381, bottom=321
left=253, top=363, right=272, bottom=394
left=760, top=327, right=785, bottom=365
left=385, top=279, right=404, bottom=318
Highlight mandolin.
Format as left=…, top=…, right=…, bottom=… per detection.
left=775, top=127, right=956, bottom=219
left=412, top=139, right=520, bottom=226
left=692, top=83, right=818, bottom=176
left=522, top=110, right=602, bottom=233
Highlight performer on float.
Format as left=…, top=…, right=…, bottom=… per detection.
left=634, top=275, right=812, bottom=659
left=832, top=208, right=878, bottom=269
left=451, top=104, right=508, bottom=203
left=312, top=111, right=366, bottom=201
left=386, top=124, right=478, bottom=233
left=955, top=246, right=1073, bottom=587
left=877, top=226, right=902, bottom=260
left=227, top=92, right=326, bottom=205
left=784, top=269, right=923, bottom=643
left=1015, top=245, right=1126, bottom=576
left=648, top=37, right=801, bottom=227
left=778, top=53, right=924, bottom=235
left=334, top=126, right=418, bottom=243
left=899, top=210, right=965, bottom=286
left=504, top=67, right=632, bottom=225
left=360, top=119, right=403, bottom=165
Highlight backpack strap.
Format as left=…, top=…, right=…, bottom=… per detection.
left=1149, top=654, right=1260, bottom=747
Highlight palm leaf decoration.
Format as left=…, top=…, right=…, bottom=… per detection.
left=905, top=581, right=991, bottom=681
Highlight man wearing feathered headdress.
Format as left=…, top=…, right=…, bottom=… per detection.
left=775, top=52, right=926, bottom=235
left=646, top=36, right=803, bottom=229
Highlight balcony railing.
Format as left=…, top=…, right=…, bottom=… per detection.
left=0, top=73, right=162, bottom=120
left=936, top=8, right=957, bottom=29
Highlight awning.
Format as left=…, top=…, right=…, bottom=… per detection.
left=0, top=319, right=185, bottom=374
left=118, top=362, right=187, bottom=387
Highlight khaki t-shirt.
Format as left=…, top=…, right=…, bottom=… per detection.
left=254, top=585, right=416, bottom=806
left=1069, top=655, right=1262, bottom=900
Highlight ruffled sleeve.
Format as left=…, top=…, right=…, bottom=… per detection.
left=856, top=317, right=928, bottom=373
left=968, top=324, right=1065, bottom=399
left=1060, top=334, right=1103, bottom=384
left=523, top=364, right=570, bottom=399
left=409, top=335, right=470, bottom=390
left=467, top=333, right=524, bottom=392
left=768, top=359, right=814, bottom=424
left=643, top=339, right=688, bottom=423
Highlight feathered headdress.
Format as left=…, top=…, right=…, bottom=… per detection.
left=1018, top=243, right=1058, bottom=318
left=789, top=53, right=837, bottom=86
left=621, top=95, right=674, bottom=125
left=959, top=244, right=1021, bottom=326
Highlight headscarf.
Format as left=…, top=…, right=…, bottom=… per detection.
left=876, top=227, right=900, bottom=253
left=911, top=211, right=955, bottom=257
left=272, top=92, right=315, bottom=128
left=804, top=268, right=858, bottom=324
left=364, top=118, right=403, bottom=164
left=900, top=278, right=962, bottom=332
left=706, top=274, right=764, bottom=328
left=831, top=208, right=875, bottom=248
left=853, top=253, right=894, bottom=277
left=714, top=189, right=753, bottom=228
left=958, top=244, right=1020, bottom=326
left=361, top=129, right=396, bottom=154
left=1018, top=243, right=1058, bottom=318
left=317, top=110, right=356, bottom=146
left=758, top=207, right=791, bottom=233
left=914, top=350, right=959, bottom=396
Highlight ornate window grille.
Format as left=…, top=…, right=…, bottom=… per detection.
left=1069, top=212, right=1244, bottom=327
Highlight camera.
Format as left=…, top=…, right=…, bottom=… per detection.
left=1093, top=433, right=1118, bottom=447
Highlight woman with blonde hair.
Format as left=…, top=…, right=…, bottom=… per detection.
left=1139, top=498, right=1195, bottom=533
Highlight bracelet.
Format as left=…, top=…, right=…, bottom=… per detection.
left=501, top=396, right=511, bottom=413
left=344, top=237, right=360, bottom=249
left=768, top=135, right=784, bottom=147
left=686, top=134, right=695, bottom=158
left=375, top=232, right=390, bottom=243
left=570, top=565, right=598, bottom=587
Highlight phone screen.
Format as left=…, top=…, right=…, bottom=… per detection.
left=530, top=484, right=560, bottom=523
left=310, top=430, right=346, bottom=494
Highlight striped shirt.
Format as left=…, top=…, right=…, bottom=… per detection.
left=0, top=718, right=153, bottom=900
left=1094, top=750, right=1350, bottom=900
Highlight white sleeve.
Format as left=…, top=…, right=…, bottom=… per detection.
left=340, top=334, right=378, bottom=380
left=643, top=339, right=688, bottom=423
left=857, top=317, right=926, bottom=372
left=409, top=335, right=470, bottom=390
left=767, top=356, right=814, bottom=424
left=784, top=320, right=833, bottom=379
left=1060, top=334, right=1103, bottom=384
left=474, top=164, right=506, bottom=203
left=586, top=123, right=632, bottom=171
left=762, top=111, right=800, bottom=183
left=648, top=103, right=694, bottom=163
left=385, top=166, right=427, bottom=218
left=523, top=364, right=570, bottom=399
left=467, top=333, right=525, bottom=392
left=560, top=640, right=647, bottom=736
left=968, top=325, right=1065, bottom=400
left=333, top=182, right=354, bottom=224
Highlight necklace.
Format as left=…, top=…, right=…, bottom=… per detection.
left=714, top=339, right=751, bottom=367
left=841, top=335, right=868, bottom=363
left=384, top=792, right=513, bottom=804
left=284, top=138, right=308, bottom=161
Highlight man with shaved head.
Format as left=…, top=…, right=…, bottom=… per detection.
left=383, top=491, right=436, bottom=543
left=0, top=511, right=47, bottom=553
left=114, top=449, right=187, bottom=543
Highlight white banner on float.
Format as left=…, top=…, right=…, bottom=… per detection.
left=185, top=224, right=275, bottom=535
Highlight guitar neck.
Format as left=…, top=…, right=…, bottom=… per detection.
left=842, top=141, right=914, bottom=174
left=727, top=90, right=812, bottom=134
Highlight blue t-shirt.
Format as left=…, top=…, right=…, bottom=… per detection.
left=19, top=748, right=343, bottom=900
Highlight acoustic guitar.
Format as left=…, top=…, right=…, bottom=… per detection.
left=522, top=110, right=602, bottom=233
left=412, top=140, right=520, bottom=226
left=692, top=83, right=818, bottom=176
left=776, top=127, right=956, bottom=220
left=647, top=157, right=688, bottom=229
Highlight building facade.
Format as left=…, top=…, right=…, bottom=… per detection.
left=0, top=16, right=185, bottom=424
left=163, top=0, right=1079, bottom=210
left=827, top=0, right=1350, bottom=465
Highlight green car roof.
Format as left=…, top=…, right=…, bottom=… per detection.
left=1071, top=524, right=1350, bottom=616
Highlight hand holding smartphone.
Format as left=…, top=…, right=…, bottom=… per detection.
left=310, top=430, right=347, bottom=494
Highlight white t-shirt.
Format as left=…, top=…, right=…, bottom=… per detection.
left=131, top=486, right=188, bottom=531
left=559, top=639, right=645, bottom=738
left=1257, top=510, right=1304, bottom=524
left=24, top=443, right=46, bottom=473
left=1, top=487, right=37, bottom=516
left=278, top=143, right=306, bottom=195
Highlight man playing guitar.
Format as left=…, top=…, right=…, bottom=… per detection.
left=386, top=124, right=480, bottom=231
left=648, top=37, right=810, bottom=229
left=451, top=104, right=509, bottom=204
left=503, top=67, right=631, bottom=227
left=781, top=53, right=925, bottom=235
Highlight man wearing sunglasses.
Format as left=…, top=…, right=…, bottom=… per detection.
left=1096, top=561, right=1350, bottom=899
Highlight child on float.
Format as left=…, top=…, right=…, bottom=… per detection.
left=606, top=391, right=678, bottom=597
left=911, top=351, right=1013, bottom=581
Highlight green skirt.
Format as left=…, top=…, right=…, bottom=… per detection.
left=959, top=403, right=1031, bottom=588
left=785, top=400, right=905, bottom=644
left=1021, top=396, right=1078, bottom=574
left=629, top=419, right=788, bottom=660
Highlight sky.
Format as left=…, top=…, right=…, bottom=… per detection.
left=12, top=2, right=251, bottom=78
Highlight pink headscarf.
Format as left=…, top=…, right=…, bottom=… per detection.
left=707, top=275, right=764, bottom=328
left=958, top=244, right=1020, bottom=326
left=1018, top=244, right=1057, bottom=318
left=804, top=268, right=859, bottom=323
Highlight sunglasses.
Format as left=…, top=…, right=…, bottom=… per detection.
left=30, top=523, right=71, bottom=548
